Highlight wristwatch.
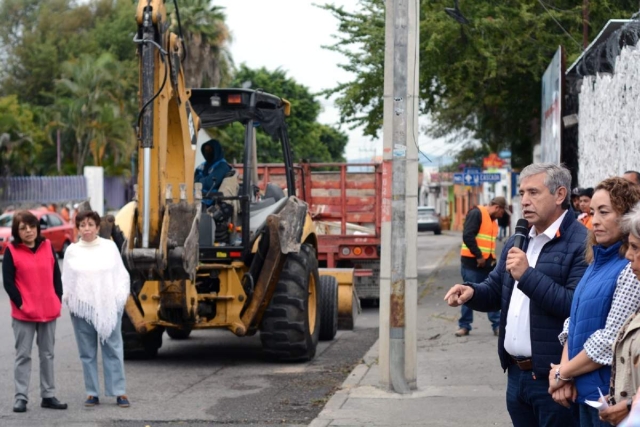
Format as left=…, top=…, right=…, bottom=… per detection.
left=627, top=397, right=633, bottom=413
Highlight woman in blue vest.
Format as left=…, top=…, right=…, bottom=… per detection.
left=548, top=177, right=640, bottom=426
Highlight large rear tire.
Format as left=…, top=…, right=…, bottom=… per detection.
left=318, top=275, right=338, bottom=341
left=260, top=244, right=321, bottom=362
left=121, top=313, right=164, bottom=360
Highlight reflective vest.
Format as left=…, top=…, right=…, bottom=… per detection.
left=578, top=213, right=593, bottom=229
left=460, top=205, right=497, bottom=259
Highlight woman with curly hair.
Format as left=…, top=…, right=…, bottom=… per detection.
left=549, top=177, right=640, bottom=426
left=62, top=210, right=131, bottom=408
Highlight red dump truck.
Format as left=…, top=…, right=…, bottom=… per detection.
left=236, top=162, right=382, bottom=301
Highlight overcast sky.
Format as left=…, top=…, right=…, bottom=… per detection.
left=216, top=0, right=453, bottom=164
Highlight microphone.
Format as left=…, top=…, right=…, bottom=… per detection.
left=513, top=219, right=529, bottom=251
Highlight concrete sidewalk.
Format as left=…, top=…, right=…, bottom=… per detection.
left=310, top=243, right=512, bottom=427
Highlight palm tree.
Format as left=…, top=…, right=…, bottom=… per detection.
left=55, top=53, right=135, bottom=174
left=167, top=0, right=234, bottom=89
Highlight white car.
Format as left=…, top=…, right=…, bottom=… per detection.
left=417, top=206, right=441, bottom=235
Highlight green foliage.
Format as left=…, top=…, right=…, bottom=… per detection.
left=216, top=65, right=348, bottom=164
left=321, top=0, right=640, bottom=168
left=166, top=0, right=234, bottom=88
left=0, top=0, right=230, bottom=176
left=53, top=53, right=136, bottom=175
left=0, top=95, right=48, bottom=176
left=0, top=0, right=346, bottom=178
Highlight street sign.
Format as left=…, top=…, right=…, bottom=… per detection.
left=462, top=172, right=481, bottom=186
left=464, top=167, right=481, bottom=175
left=480, top=173, right=501, bottom=183
left=453, top=172, right=502, bottom=185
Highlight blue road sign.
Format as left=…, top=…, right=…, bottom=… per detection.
left=462, top=172, right=481, bottom=186
left=464, top=167, right=482, bottom=175
left=452, top=171, right=502, bottom=186
left=480, top=173, right=501, bottom=183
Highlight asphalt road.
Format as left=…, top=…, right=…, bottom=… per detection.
left=0, top=230, right=460, bottom=426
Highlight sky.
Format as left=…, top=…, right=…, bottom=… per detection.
left=215, top=0, right=456, bottom=165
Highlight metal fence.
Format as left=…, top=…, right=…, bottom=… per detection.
left=0, top=176, right=87, bottom=209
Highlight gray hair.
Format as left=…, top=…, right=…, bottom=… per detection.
left=520, top=163, right=572, bottom=208
left=622, top=202, right=640, bottom=239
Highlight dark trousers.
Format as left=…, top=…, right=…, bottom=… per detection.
left=578, top=404, right=609, bottom=427
left=459, top=265, right=500, bottom=330
left=506, top=364, right=579, bottom=427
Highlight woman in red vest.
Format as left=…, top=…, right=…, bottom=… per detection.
left=2, top=210, right=67, bottom=413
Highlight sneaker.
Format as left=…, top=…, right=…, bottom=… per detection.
left=454, top=328, right=469, bottom=337
left=493, top=327, right=500, bottom=336
left=84, top=396, right=99, bottom=407
left=117, top=395, right=130, bottom=408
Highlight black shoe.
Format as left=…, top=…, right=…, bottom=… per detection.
left=41, top=397, right=68, bottom=410
left=13, top=399, right=27, bottom=413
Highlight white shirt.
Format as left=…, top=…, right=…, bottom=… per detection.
left=504, top=211, right=568, bottom=357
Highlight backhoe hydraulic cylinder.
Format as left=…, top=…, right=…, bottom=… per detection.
left=142, top=147, right=151, bottom=248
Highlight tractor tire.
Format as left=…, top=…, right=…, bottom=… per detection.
left=121, top=312, right=164, bottom=360
left=318, top=275, right=338, bottom=341
left=260, top=243, right=321, bottom=362
left=166, top=326, right=192, bottom=340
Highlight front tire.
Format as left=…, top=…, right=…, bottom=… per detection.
left=318, top=275, right=338, bottom=341
left=122, top=313, right=164, bottom=360
left=260, top=244, right=321, bottom=362
left=166, top=326, right=192, bottom=340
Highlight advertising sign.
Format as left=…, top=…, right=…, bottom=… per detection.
left=483, top=153, right=505, bottom=169
left=540, top=47, right=564, bottom=165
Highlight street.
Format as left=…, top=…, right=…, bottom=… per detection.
left=0, top=231, right=460, bottom=426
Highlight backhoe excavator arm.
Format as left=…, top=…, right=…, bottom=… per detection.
left=116, top=1, right=202, bottom=336
left=134, top=0, right=198, bottom=250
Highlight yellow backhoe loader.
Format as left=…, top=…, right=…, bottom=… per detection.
left=111, top=0, right=356, bottom=361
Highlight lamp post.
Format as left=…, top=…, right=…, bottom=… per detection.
left=445, top=0, right=470, bottom=25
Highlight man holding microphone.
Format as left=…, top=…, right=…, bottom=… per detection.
left=444, top=163, right=588, bottom=426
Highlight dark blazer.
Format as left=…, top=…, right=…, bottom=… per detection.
left=465, top=211, right=589, bottom=376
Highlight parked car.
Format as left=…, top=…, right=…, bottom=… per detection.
left=417, top=206, right=441, bottom=235
left=0, top=210, right=75, bottom=259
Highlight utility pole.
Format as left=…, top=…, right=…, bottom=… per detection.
left=379, top=0, right=419, bottom=393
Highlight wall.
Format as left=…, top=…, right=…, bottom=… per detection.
left=578, top=45, right=640, bottom=187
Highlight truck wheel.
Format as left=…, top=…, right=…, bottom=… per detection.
left=166, top=327, right=192, bottom=340
left=260, top=244, right=321, bottom=362
left=434, top=228, right=442, bottom=235
left=319, top=275, right=338, bottom=341
left=121, top=312, right=164, bottom=360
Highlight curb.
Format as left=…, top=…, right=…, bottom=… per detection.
left=310, top=242, right=459, bottom=427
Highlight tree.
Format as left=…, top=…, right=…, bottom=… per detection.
left=213, top=65, right=348, bottom=164
left=166, top=0, right=233, bottom=89
left=54, top=53, right=135, bottom=174
left=320, top=0, right=640, bottom=168
left=0, top=95, right=48, bottom=176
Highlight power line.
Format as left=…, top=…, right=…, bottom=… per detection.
left=536, top=0, right=583, bottom=50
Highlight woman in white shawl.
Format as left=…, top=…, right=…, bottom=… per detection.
left=62, top=210, right=131, bottom=408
